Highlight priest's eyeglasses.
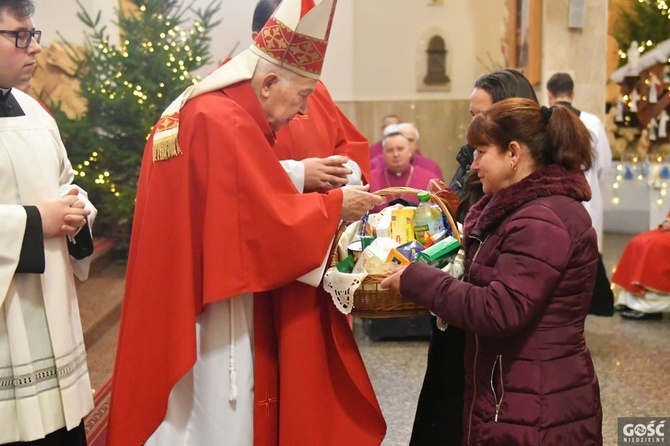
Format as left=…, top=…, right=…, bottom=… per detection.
left=0, top=29, right=42, bottom=49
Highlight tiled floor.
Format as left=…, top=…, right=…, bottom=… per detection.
left=79, top=232, right=670, bottom=446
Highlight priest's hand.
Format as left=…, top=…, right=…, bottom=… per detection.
left=340, top=184, right=385, bottom=221
left=303, top=155, right=352, bottom=192
left=661, top=218, right=670, bottom=232
left=36, top=188, right=91, bottom=238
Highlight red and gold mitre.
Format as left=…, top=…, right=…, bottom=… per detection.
left=250, top=0, right=337, bottom=80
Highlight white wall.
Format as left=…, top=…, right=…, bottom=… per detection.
left=34, top=0, right=117, bottom=45
left=33, top=0, right=255, bottom=70
left=540, top=0, right=609, bottom=119
left=349, top=0, right=506, bottom=101
left=209, top=0, right=255, bottom=62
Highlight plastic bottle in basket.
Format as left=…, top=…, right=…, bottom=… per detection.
left=412, top=191, right=445, bottom=245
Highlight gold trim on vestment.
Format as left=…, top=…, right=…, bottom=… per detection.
left=152, top=135, right=182, bottom=162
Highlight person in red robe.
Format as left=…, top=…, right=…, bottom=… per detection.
left=249, top=1, right=385, bottom=445
left=369, top=128, right=441, bottom=213
left=611, top=211, right=670, bottom=320
left=105, top=1, right=385, bottom=445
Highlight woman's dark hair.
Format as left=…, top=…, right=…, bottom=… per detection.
left=454, top=69, right=539, bottom=219
left=473, top=68, right=538, bottom=103
left=467, top=98, right=593, bottom=172
left=0, top=0, right=34, bottom=20
left=455, top=170, right=481, bottom=223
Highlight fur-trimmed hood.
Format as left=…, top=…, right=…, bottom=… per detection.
left=464, top=164, right=591, bottom=239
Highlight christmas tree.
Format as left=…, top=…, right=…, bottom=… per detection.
left=53, top=0, right=221, bottom=243
left=612, top=0, right=670, bottom=67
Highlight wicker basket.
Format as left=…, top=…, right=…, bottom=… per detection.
left=329, top=186, right=461, bottom=318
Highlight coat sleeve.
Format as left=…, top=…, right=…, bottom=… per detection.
left=401, top=208, right=574, bottom=337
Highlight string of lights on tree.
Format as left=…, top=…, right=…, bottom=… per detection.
left=73, top=20, right=205, bottom=192
left=54, top=0, right=221, bottom=239
left=614, top=0, right=670, bottom=66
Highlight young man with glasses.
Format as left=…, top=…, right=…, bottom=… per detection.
left=1, top=1, right=96, bottom=444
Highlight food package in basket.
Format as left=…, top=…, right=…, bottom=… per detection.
left=322, top=210, right=397, bottom=315
left=323, top=194, right=461, bottom=316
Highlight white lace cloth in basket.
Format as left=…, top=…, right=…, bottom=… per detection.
left=323, top=268, right=367, bottom=315
left=323, top=221, right=368, bottom=315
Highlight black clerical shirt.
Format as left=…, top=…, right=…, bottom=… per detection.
left=0, top=88, right=26, bottom=117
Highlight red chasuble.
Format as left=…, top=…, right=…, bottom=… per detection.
left=611, top=211, right=670, bottom=294
left=253, top=81, right=386, bottom=445
left=106, top=82, right=344, bottom=445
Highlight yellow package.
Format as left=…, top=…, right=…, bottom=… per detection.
left=390, top=208, right=416, bottom=244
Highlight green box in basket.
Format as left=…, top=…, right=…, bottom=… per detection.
left=416, top=236, right=460, bottom=268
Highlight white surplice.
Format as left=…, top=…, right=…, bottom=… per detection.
left=579, top=111, right=612, bottom=252
left=146, top=295, right=255, bottom=446
left=0, top=89, right=95, bottom=443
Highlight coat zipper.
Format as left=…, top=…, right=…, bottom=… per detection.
left=465, top=234, right=487, bottom=282
left=466, top=235, right=486, bottom=445
left=490, top=355, right=504, bottom=422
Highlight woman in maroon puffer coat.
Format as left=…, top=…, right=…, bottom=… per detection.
left=382, top=98, right=603, bottom=445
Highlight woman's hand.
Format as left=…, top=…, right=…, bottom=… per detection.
left=379, top=266, right=406, bottom=293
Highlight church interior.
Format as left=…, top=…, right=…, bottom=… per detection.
left=21, top=0, right=670, bottom=444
